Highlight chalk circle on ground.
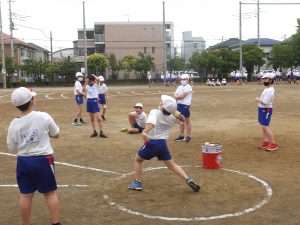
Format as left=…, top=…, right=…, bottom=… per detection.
left=103, top=166, right=272, bottom=222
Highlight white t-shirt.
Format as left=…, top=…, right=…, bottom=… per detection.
left=146, top=109, right=180, bottom=140
left=136, top=112, right=147, bottom=128
left=161, top=74, right=165, bottom=79
left=259, top=86, right=275, bottom=108
left=147, top=74, right=152, bottom=80
left=86, top=83, right=100, bottom=99
left=74, top=80, right=83, bottom=95
left=175, top=84, right=193, bottom=105
left=98, top=83, right=108, bottom=94
left=7, top=111, right=59, bottom=156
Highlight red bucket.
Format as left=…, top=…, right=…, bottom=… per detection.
left=202, top=143, right=222, bottom=169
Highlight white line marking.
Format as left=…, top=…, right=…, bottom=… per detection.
left=0, top=94, right=11, bottom=98
left=103, top=166, right=273, bottom=222
left=0, top=152, right=123, bottom=176
left=45, top=93, right=55, bottom=99
left=60, top=93, right=69, bottom=99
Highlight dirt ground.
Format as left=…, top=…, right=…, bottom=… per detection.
left=0, top=83, right=299, bottom=225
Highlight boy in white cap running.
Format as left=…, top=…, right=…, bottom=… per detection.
left=120, top=103, right=147, bottom=134
left=97, top=76, right=108, bottom=121
left=174, top=73, right=193, bottom=143
left=256, top=73, right=279, bottom=151
left=73, top=72, right=86, bottom=126
left=7, top=87, right=61, bottom=225
left=128, top=95, right=200, bottom=192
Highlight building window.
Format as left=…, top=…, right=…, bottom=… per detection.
left=144, top=47, right=147, bottom=54
left=152, top=47, right=155, bottom=54
left=20, top=48, right=24, bottom=57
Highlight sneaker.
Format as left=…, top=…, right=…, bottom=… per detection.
left=90, top=131, right=98, bottom=137
left=266, top=143, right=279, bottom=151
left=128, top=180, right=143, bottom=190
left=186, top=178, right=201, bottom=192
left=185, top=136, right=192, bottom=143
left=258, top=141, right=270, bottom=149
left=72, top=121, right=82, bottom=126
left=101, top=115, right=106, bottom=121
left=175, top=135, right=185, bottom=142
left=99, top=131, right=108, bottom=138
left=120, top=128, right=128, bottom=132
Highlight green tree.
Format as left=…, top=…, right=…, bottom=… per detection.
left=122, top=54, right=136, bottom=80
left=213, top=48, right=238, bottom=76
left=0, top=58, right=18, bottom=86
left=44, top=63, right=60, bottom=84
left=57, top=59, right=77, bottom=82
left=21, top=59, right=45, bottom=82
left=167, top=57, right=186, bottom=72
left=108, top=54, right=121, bottom=80
left=269, top=43, right=292, bottom=69
left=88, top=53, right=108, bottom=76
left=241, top=44, right=265, bottom=75
left=134, top=53, right=154, bottom=79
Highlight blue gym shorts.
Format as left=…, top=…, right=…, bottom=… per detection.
left=98, top=94, right=106, bottom=104
left=134, top=123, right=144, bottom=133
left=87, top=98, right=99, bottom=113
left=258, top=107, right=273, bottom=126
left=177, top=103, right=191, bottom=118
left=17, top=155, right=57, bottom=194
left=75, top=95, right=84, bottom=105
left=138, top=139, right=172, bottom=161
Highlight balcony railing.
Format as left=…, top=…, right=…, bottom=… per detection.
left=95, top=34, right=105, bottom=42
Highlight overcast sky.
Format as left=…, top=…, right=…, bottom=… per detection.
left=1, top=0, right=299, bottom=52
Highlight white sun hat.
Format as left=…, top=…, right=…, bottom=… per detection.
left=261, top=72, right=275, bottom=79
left=75, top=72, right=83, bottom=77
left=99, top=76, right=105, bottom=81
left=134, top=103, right=143, bottom=108
left=11, top=87, right=37, bottom=106
left=180, top=74, right=190, bottom=80
left=161, top=95, right=177, bottom=114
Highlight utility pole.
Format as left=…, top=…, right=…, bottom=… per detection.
left=239, top=1, right=243, bottom=71
left=257, top=0, right=260, bottom=47
left=9, top=0, right=14, bottom=61
left=83, top=1, right=88, bottom=76
left=163, top=1, right=167, bottom=82
left=0, top=0, right=6, bottom=88
left=50, top=31, right=53, bottom=63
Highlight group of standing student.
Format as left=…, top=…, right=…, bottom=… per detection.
left=6, top=70, right=278, bottom=224
left=73, top=72, right=108, bottom=138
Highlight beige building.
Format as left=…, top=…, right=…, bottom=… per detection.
left=73, top=22, right=174, bottom=79
left=0, top=32, right=50, bottom=84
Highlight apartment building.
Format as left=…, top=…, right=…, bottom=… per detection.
left=181, top=31, right=206, bottom=62
left=73, top=22, right=174, bottom=79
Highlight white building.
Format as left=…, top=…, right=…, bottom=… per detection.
left=181, top=31, right=205, bottom=62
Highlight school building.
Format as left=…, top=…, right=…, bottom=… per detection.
left=73, top=22, right=174, bottom=79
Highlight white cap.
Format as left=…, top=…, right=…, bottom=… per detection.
left=99, top=76, right=104, bottom=81
left=134, top=103, right=143, bottom=108
left=75, top=72, right=83, bottom=77
left=261, top=72, right=274, bottom=79
left=180, top=74, right=189, bottom=80
left=161, top=95, right=177, bottom=114
left=11, top=87, right=37, bottom=106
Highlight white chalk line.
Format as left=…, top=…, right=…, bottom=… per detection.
left=1, top=152, right=273, bottom=221
left=60, top=93, right=69, bottom=99
left=0, top=152, right=123, bottom=176
left=103, top=166, right=273, bottom=222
